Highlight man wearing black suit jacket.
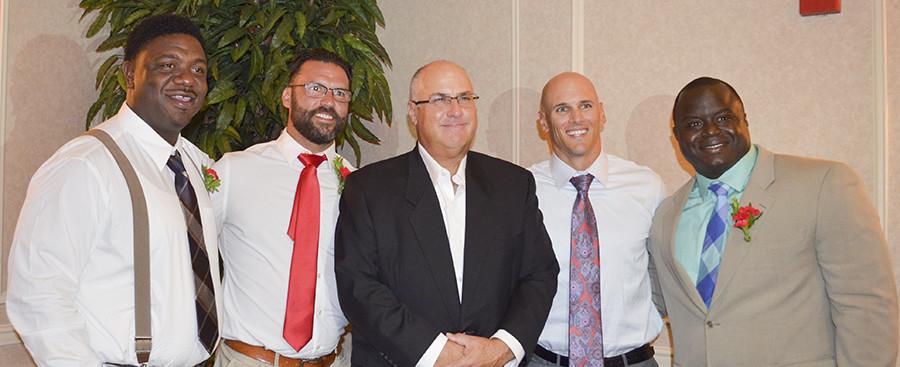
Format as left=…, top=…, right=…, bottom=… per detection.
left=335, top=60, right=559, bottom=366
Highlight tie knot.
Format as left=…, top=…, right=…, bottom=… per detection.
left=299, top=153, right=326, bottom=167
left=166, top=151, right=186, bottom=174
left=569, top=174, right=594, bottom=193
left=708, top=181, right=731, bottom=198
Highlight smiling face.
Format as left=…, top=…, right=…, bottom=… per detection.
left=408, top=61, right=477, bottom=168
left=539, top=72, right=605, bottom=171
left=673, top=82, right=751, bottom=179
left=281, top=60, right=350, bottom=153
left=124, top=33, right=207, bottom=145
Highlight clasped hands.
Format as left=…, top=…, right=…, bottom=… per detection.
left=434, top=333, right=514, bottom=367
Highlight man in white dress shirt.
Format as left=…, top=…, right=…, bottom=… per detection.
left=7, top=14, right=220, bottom=366
left=528, top=72, right=664, bottom=367
left=211, top=48, right=352, bottom=367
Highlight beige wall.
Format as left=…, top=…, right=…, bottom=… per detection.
left=0, top=0, right=897, bottom=365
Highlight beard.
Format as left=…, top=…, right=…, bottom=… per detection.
left=291, top=104, right=348, bottom=145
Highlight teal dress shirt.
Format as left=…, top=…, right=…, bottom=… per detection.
left=674, top=145, right=759, bottom=284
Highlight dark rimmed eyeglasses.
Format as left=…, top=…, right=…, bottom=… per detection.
left=288, top=82, right=352, bottom=103
left=412, top=93, right=480, bottom=108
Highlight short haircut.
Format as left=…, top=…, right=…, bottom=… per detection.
left=672, top=76, right=744, bottom=118
left=124, top=14, right=206, bottom=62
left=287, top=48, right=352, bottom=83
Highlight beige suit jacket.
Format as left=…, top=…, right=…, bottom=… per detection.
left=649, top=147, right=898, bottom=367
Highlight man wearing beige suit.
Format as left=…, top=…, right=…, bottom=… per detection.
left=649, top=77, right=898, bottom=366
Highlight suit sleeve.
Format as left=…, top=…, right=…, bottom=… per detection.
left=647, top=237, right=668, bottom=317
left=334, top=174, right=443, bottom=366
left=6, top=157, right=105, bottom=366
left=496, top=173, right=560, bottom=356
left=814, top=163, right=898, bottom=366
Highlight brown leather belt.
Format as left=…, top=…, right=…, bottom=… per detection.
left=224, top=339, right=336, bottom=367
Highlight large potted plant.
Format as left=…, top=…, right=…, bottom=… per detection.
left=80, top=0, right=392, bottom=161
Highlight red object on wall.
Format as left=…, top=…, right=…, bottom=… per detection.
left=800, top=0, right=841, bottom=16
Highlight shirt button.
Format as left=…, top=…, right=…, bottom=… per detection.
left=317, top=273, right=322, bottom=279
left=317, top=310, right=323, bottom=316
left=706, top=321, right=714, bottom=328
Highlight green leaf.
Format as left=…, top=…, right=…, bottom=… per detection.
left=294, top=11, right=307, bottom=39
left=95, top=54, right=119, bottom=89
left=206, top=80, right=236, bottom=105
left=217, top=27, right=245, bottom=48
left=234, top=97, right=248, bottom=125
left=272, top=17, right=295, bottom=48
left=231, top=37, right=251, bottom=62
left=96, top=32, right=128, bottom=52
left=350, top=115, right=380, bottom=144
left=86, top=100, right=104, bottom=129
left=123, top=9, right=151, bottom=26
left=86, top=9, right=110, bottom=38
left=216, top=101, right=235, bottom=131
left=115, top=68, right=127, bottom=90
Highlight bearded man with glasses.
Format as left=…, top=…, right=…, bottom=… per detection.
left=210, top=48, right=353, bottom=367
left=335, top=60, right=559, bottom=367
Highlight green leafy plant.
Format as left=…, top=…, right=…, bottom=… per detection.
left=80, top=0, right=392, bottom=161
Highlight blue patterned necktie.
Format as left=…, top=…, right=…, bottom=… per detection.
left=569, top=174, right=604, bottom=366
left=166, top=151, right=218, bottom=353
left=696, top=181, right=732, bottom=308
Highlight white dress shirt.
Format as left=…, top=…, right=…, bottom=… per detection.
left=529, top=152, right=665, bottom=357
left=212, top=130, right=350, bottom=359
left=7, top=104, right=220, bottom=367
left=415, top=145, right=524, bottom=367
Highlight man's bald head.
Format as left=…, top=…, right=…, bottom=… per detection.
left=540, top=72, right=600, bottom=113
left=408, top=60, right=472, bottom=101
left=538, top=71, right=605, bottom=171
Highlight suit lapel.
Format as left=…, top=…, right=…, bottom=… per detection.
left=460, top=154, right=493, bottom=313
left=664, top=180, right=710, bottom=315
left=709, top=147, right=776, bottom=309
left=406, top=148, right=462, bottom=322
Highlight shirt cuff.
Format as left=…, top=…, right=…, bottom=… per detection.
left=491, top=329, right=524, bottom=366
left=416, top=333, right=447, bottom=367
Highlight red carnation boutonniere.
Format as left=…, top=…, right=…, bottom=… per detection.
left=202, top=165, right=221, bottom=193
left=332, top=156, right=351, bottom=194
left=731, top=198, right=763, bottom=242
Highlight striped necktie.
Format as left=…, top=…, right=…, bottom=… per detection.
left=696, top=181, right=732, bottom=309
left=166, top=151, right=218, bottom=353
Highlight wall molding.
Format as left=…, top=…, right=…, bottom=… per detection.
left=874, top=0, right=889, bottom=234
left=511, top=0, right=521, bottom=164
left=571, top=0, right=584, bottom=73
left=0, top=0, right=10, bottom=286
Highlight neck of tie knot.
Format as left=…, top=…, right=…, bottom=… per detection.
left=166, top=151, right=186, bottom=174
left=299, top=153, right=326, bottom=168
left=708, top=181, right=731, bottom=198
left=569, top=174, right=594, bottom=194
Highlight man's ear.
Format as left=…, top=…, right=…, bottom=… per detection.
left=123, top=61, right=135, bottom=89
left=407, top=101, right=417, bottom=126
left=281, top=87, right=292, bottom=109
left=538, top=110, right=549, bottom=132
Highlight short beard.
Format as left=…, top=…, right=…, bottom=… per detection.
left=291, top=105, right=348, bottom=145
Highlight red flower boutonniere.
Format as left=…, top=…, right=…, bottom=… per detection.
left=202, top=165, right=221, bottom=193
left=731, top=198, right=763, bottom=242
left=332, top=156, right=351, bottom=193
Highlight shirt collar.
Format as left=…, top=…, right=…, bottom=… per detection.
left=695, top=144, right=759, bottom=198
left=418, top=144, right=467, bottom=187
left=275, top=129, right=337, bottom=167
left=549, top=152, right=609, bottom=190
left=118, top=103, right=182, bottom=171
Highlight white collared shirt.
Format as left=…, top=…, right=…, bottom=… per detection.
left=7, top=104, right=220, bottom=367
left=415, top=145, right=524, bottom=367
left=212, top=130, right=350, bottom=358
left=530, top=152, right=666, bottom=357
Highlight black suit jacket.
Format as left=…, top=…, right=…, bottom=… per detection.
left=335, top=148, right=559, bottom=366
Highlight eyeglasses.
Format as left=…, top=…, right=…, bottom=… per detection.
left=412, top=93, right=480, bottom=108
left=288, top=82, right=352, bottom=103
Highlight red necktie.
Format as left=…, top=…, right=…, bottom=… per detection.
left=284, top=153, right=326, bottom=351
